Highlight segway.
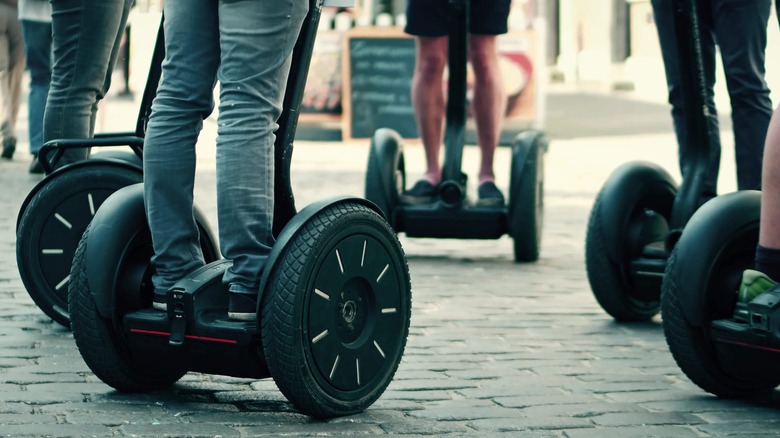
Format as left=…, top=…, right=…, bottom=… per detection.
left=68, top=0, right=411, bottom=419
left=364, top=0, right=547, bottom=262
left=584, top=0, right=714, bottom=321
left=658, top=2, right=780, bottom=399
left=14, top=19, right=219, bottom=328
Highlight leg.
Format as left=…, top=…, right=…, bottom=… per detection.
left=651, top=0, right=721, bottom=199
left=21, top=19, right=53, bottom=156
left=143, top=0, right=220, bottom=298
left=737, top=105, right=780, bottom=302
left=411, top=36, right=447, bottom=185
left=215, top=0, right=308, bottom=306
left=468, top=34, right=505, bottom=184
left=44, top=0, right=133, bottom=166
left=712, top=0, right=772, bottom=191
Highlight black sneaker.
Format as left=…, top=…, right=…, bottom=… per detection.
left=399, top=179, right=438, bottom=205
left=152, top=292, right=167, bottom=311
left=1, top=137, right=15, bottom=160
left=477, top=181, right=505, bottom=206
left=29, top=156, right=44, bottom=174
left=228, top=292, right=257, bottom=321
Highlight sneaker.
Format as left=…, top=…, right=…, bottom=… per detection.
left=228, top=292, right=257, bottom=321
left=152, top=292, right=167, bottom=311
left=477, top=181, right=505, bottom=206
left=399, top=179, right=438, bottom=205
left=737, top=269, right=777, bottom=303
left=1, top=137, right=15, bottom=160
left=29, top=156, right=43, bottom=174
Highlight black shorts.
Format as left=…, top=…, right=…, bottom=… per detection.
left=404, top=0, right=511, bottom=37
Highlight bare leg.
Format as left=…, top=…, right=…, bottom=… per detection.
left=469, top=34, right=505, bottom=184
left=411, top=36, right=447, bottom=185
left=759, top=106, right=780, bottom=248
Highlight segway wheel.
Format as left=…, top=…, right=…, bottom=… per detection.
left=508, top=130, right=545, bottom=262
left=585, top=162, right=677, bottom=321
left=16, top=164, right=142, bottom=327
left=69, top=224, right=186, bottom=391
left=365, top=128, right=405, bottom=224
left=261, top=201, right=411, bottom=419
left=662, top=192, right=780, bottom=397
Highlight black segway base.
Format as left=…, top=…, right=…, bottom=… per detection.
left=397, top=203, right=507, bottom=239
left=122, top=260, right=271, bottom=380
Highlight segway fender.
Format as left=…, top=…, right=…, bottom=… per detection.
left=83, top=184, right=147, bottom=318
left=16, top=159, right=143, bottom=231
left=365, top=128, right=404, bottom=221
left=258, top=196, right=384, bottom=301
left=508, top=129, right=546, bottom=210
left=667, top=191, right=761, bottom=326
left=596, top=161, right=677, bottom=262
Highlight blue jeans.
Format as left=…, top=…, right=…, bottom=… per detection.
left=43, top=0, right=133, bottom=166
left=21, top=19, right=52, bottom=155
left=143, top=0, right=308, bottom=295
left=651, top=0, right=772, bottom=195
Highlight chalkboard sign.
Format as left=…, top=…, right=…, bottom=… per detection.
left=342, top=28, right=418, bottom=140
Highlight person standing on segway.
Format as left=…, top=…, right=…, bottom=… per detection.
left=400, top=0, right=509, bottom=206
left=142, top=0, right=308, bottom=321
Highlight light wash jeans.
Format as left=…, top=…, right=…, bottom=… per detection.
left=44, top=0, right=133, bottom=166
left=144, top=0, right=308, bottom=296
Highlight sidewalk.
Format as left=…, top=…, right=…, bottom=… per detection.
left=0, top=85, right=770, bottom=437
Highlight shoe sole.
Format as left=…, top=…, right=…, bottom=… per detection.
left=228, top=311, right=255, bottom=321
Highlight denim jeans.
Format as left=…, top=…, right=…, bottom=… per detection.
left=44, top=0, right=133, bottom=166
left=651, top=0, right=772, bottom=195
left=21, top=19, right=52, bottom=155
left=143, top=0, right=308, bottom=295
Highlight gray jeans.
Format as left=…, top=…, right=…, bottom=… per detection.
left=44, top=0, right=133, bottom=166
left=143, top=0, right=308, bottom=296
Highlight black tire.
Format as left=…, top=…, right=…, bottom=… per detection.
left=661, top=192, right=780, bottom=397
left=16, top=164, right=142, bottom=327
left=261, top=201, right=411, bottom=419
left=585, top=162, right=677, bottom=321
left=69, top=223, right=186, bottom=392
left=508, top=131, right=545, bottom=262
left=365, top=128, right=405, bottom=224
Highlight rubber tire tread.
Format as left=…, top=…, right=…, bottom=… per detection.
left=69, top=224, right=186, bottom=392
left=17, top=164, right=142, bottom=328
left=585, top=191, right=660, bottom=321
left=261, top=202, right=410, bottom=419
left=661, top=247, right=780, bottom=397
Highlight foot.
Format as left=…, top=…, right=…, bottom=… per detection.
left=29, top=156, right=43, bottom=174
left=399, top=179, right=438, bottom=205
left=228, top=292, right=257, bottom=321
left=477, top=181, right=505, bottom=206
left=738, top=269, right=776, bottom=303
left=1, top=137, right=16, bottom=160
left=733, top=269, right=777, bottom=322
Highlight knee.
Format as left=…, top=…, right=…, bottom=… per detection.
left=415, top=52, right=447, bottom=81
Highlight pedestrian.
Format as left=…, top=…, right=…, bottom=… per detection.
left=43, top=0, right=133, bottom=169
left=400, top=0, right=509, bottom=206
left=651, top=0, right=773, bottom=204
left=143, top=0, right=308, bottom=320
left=0, top=0, right=23, bottom=160
left=18, top=0, right=51, bottom=173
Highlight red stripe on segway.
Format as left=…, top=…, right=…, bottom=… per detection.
left=717, top=338, right=780, bottom=354
left=130, top=328, right=238, bottom=344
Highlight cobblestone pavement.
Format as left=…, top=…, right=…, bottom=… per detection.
left=1, top=91, right=779, bottom=438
